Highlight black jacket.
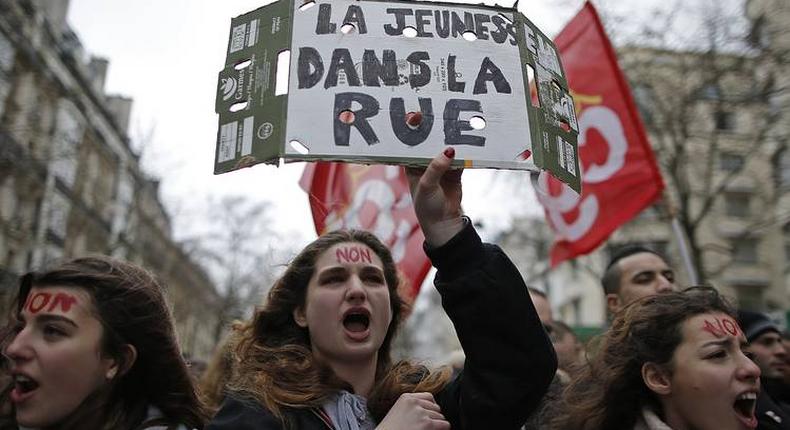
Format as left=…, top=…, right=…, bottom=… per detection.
left=757, top=378, right=790, bottom=430
left=207, top=221, right=557, bottom=429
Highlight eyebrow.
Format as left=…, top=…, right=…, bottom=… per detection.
left=701, top=339, right=733, bottom=348
left=35, top=314, right=78, bottom=328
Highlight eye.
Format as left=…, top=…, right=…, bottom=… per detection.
left=663, top=271, right=675, bottom=283
left=363, top=273, right=385, bottom=284
left=320, top=274, right=346, bottom=285
left=743, top=350, right=756, bottom=361
left=42, top=325, right=66, bottom=339
left=633, top=273, right=654, bottom=284
left=707, top=350, right=727, bottom=360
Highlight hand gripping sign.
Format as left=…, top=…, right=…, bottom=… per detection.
left=215, top=0, right=582, bottom=192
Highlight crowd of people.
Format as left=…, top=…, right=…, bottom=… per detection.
left=0, top=149, right=788, bottom=429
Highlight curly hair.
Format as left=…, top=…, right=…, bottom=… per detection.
left=1, top=256, right=209, bottom=430
left=550, top=286, right=736, bottom=430
left=228, top=229, right=450, bottom=426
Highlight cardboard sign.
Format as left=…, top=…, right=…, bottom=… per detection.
left=215, top=0, right=581, bottom=192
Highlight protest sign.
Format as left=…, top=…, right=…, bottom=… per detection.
left=215, top=0, right=581, bottom=192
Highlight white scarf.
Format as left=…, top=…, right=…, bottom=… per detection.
left=633, top=407, right=673, bottom=430
left=322, top=391, right=376, bottom=430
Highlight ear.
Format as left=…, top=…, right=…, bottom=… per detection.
left=105, top=344, right=137, bottom=380
left=606, top=293, right=622, bottom=315
left=293, top=306, right=308, bottom=328
left=642, top=362, right=672, bottom=396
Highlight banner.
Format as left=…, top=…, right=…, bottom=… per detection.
left=538, top=2, right=664, bottom=267
left=300, top=162, right=430, bottom=301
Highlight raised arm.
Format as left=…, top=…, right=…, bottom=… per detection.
left=406, top=149, right=558, bottom=429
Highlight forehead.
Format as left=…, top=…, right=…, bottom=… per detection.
left=618, top=252, right=669, bottom=274
left=22, top=285, right=93, bottom=317
left=315, top=241, right=384, bottom=269
left=682, top=312, right=744, bottom=343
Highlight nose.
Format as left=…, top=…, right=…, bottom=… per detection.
left=736, top=351, right=761, bottom=381
left=4, top=329, right=32, bottom=363
left=774, top=342, right=787, bottom=359
left=655, top=276, right=673, bottom=293
left=345, top=276, right=367, bottom=303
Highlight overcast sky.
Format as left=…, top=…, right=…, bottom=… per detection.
left=65, top=0, right=582, bottom=244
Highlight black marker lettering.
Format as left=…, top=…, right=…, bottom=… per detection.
left=434, top=10, right=450, bottom=38
left=362, top=50, right=398, bottom=87
left=390, top=98, right=434, bottom=146
left=473, top=57, right=512, bottom=95
left=334, top=92, right=380, bottom=146
left=384, top=8, right=413, bottom=35
left=343, top=5, right=368, bottom=34
left=297, top=47, right=324, bottom=89
left=316, top=3, right=336, bottom=34
left=444, top=99, right=485, bottom=147
left=474, top=14, right=490, bottom=40
left=407, top=51, right=431, bottom=89
left=447, top=55, right=465, bottom=93
left=451, top=12, right=474, bottom=38
left=325, top=49, right=360, bottom=89
left=415, top=9, right=433, bottom=37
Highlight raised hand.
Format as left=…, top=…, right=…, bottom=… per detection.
left=405, top=148, right=465, bottom=247
left=376, top=392, right=450, bottom=430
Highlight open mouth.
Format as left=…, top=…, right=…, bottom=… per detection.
left=11, top=374, right=39, bottom=403
left=343, top=311, right=370, bottom=333
left=733, top=392, right=758, bottom=429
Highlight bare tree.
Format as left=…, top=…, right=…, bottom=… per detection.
left=185, top=195, right=293, bottom=343
left=611, top=0, right=789, bottom=284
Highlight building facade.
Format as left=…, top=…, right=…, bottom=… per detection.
left=499, top=14, right=789, bottom=327
left=0, top=0, right=221, bottom=360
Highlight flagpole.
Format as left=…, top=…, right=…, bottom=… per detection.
left=667, top=200, right=699, bottom=285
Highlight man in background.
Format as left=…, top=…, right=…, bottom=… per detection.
left=601, top=245, right=675, bottom=315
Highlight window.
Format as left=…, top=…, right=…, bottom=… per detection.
left=736, top=285, right=764, bottom=311
left=776, top=148, right=790, bottom=188
left=724, top=192, right=750, bottom=218
left=632, top=85, right=655, bottom=125
left=720, top=153, right=744, bottom=172
left=731, top=238, right=759, bottom=264
left=715, top=110, right=735, bottom=131
left=700, top=84, right=721, bottom=100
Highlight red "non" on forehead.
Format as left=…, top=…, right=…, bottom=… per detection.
left=336, top=246, right=372, bottom=264
left=702, top=317, right=742, bottom=338
left=24, top=292, right=78, bottom=314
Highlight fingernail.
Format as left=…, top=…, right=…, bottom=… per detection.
left=444, top=147, right=455, bottom=158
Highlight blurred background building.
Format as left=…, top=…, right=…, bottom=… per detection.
left=497, top=0, right=790, bottom=333
left=0, top=0, right=220, bottom=360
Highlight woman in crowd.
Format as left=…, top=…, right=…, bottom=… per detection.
left=1, top=256, right=209, bottom=429
left=551, top=286, right=761, bottom=430
left=208, top=149, right=557, bottom=429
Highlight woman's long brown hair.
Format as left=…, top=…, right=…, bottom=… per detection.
left=229, top=229, right=450, bottom=426
left=550, top=286, right=737, bottom=430
left=1, top=256, right=210, bottom=430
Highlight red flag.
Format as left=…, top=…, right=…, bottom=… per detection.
left=300, top=162, right=431, bottom=301
left=536, top=2, right=664, bottom=267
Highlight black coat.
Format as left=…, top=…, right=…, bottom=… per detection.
left=207, top=221, right=557, bottom=429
